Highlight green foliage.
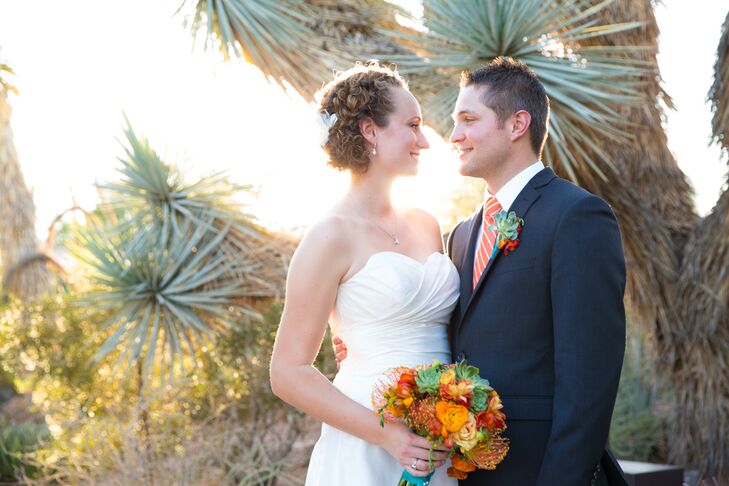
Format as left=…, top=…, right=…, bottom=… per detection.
left=0, top=290, right=316, bottom=483
left=470, top=386, right=488, bottom=414
left=414, top=363, right=444, bottom=395
left=207, top=299, right=335, bottom=416
left=610, top=322, right=668, bottom=461
left=0, top=291, right=105, bottom=407
left=68, top=117, right=263, bottom=384
left=0, top=422, right=50, bottom=480
left=453, top=360, right=490, bottom=389
left=0, top=112, right=321, bottom=481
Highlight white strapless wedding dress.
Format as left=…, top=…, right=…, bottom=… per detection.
left=305, top=251, right=460, bottom=486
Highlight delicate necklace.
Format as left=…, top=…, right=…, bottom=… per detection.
left=352, top=199, right=400, bottom=245
left=370, top=216, right=400, bottom=245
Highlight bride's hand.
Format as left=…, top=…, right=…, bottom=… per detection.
left=378, top=421, right=451, bottom=477
left=331, top=335, right=347, bottom=369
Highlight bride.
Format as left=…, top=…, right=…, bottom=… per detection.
left=270, top=62, right=459, bottom=485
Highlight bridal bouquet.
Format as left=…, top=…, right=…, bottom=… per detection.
left=372, top=360, right=509, bottom=485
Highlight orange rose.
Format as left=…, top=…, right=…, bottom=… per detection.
left=436, top=401, right=469, bottom=432
left=453, top=412, right=479, bottom=451
left=451, top=454, right=477, bottom=473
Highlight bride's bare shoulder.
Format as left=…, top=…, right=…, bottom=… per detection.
left=399, top=207, right=443, bottom=252
left=402, top=207, right=442, bottom=238
left=294, top=212, right=354, bottom=263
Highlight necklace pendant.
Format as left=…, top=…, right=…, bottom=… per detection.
left=393, top=236, right=400, bottom=245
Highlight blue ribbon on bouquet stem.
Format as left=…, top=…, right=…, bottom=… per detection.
left=398, top=469, right=434, bottom=486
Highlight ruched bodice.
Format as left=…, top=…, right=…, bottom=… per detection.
left=331, top=251, right=459, bottom=403
left=305, top=251, right=460, bottom=485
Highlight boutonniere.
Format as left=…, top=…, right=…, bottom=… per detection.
left=488, top=211, right=524, bottom=257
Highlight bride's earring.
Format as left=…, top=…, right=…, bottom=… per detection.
left=371, top=144, right=377, bottom=156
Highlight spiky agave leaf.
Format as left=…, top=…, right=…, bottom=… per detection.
left=178, top=0, right=341, bottom=101
left=98, top=115, right=259, bottom=251
left=68, top=117, right=269, bottom=383
left=70, top=214, right=261, bottom=381
left=379, top=0, right=648, bottom=183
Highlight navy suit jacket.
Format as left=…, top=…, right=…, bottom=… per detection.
left=447, top=168, right=626, bottom=486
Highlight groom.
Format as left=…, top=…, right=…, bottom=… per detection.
left=335, top=57, right=626, bottom=485
left=446, top=57, right=626, bottom=485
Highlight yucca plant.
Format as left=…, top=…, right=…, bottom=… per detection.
left=178, top=0, right=339, bottom=100
left=379, top=0, right=648, bottom=184
left=177, top=0, right=418, bottom=102
left=69, top=118, right=263, bottom=385
left=98, top=115, right=258, bottom=250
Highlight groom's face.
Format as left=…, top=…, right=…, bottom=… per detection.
left=450, top=85, right=511, bottom=179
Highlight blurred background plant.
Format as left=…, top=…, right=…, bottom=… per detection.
left=609, top=320, right=670, bottom=463
left=0, top=114, right=332, bottom=483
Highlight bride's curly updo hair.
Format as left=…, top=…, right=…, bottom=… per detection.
left=318, top=61, right=407, bottom=173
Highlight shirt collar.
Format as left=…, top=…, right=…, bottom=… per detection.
left=486, top=161, right=544, bottom=212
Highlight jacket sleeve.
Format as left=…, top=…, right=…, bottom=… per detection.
left=535, top=194, right=626, bottom=486
left=446, top=221, right=463, bottom=259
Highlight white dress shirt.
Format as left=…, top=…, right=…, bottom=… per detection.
left=473, top=160, right=545, bottom=261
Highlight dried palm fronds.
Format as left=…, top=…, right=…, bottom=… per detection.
left=590, top=2, right=729, bottom=478
left=660, top=6, right=729, bottom=479
left=710, top=10, right=729, bottom=157
left=673, top=187, right=729, bottom=480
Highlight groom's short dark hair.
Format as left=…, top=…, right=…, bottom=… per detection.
left=461, top=57, right=550, bottom=157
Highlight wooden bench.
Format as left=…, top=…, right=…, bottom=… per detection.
left=618, top=460, right=684, bottom=486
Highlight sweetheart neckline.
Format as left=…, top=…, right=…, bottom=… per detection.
left=341, top=251, right=446, bottom=285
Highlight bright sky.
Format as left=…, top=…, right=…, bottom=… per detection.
left=0, top=0, right=726, bottom=240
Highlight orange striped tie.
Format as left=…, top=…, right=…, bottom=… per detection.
left=473, top=197, right=502, bottom=289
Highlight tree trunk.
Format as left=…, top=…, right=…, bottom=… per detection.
left=0, top=91, right=52, bottom=301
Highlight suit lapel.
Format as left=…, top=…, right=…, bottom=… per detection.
left=460, top=167, right=555, bottom=321
left=458, top=208, right=483, bottom=319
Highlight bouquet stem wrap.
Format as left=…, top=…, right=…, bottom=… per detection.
left=399, top=470, right=434, bottom=486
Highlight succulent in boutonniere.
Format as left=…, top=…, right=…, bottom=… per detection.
left=488, top=211, right=524, bottom=257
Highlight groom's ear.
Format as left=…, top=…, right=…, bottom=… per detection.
left=510, top=110, right=532, bottom=143
left=359, top=117, right=378, bottom=145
